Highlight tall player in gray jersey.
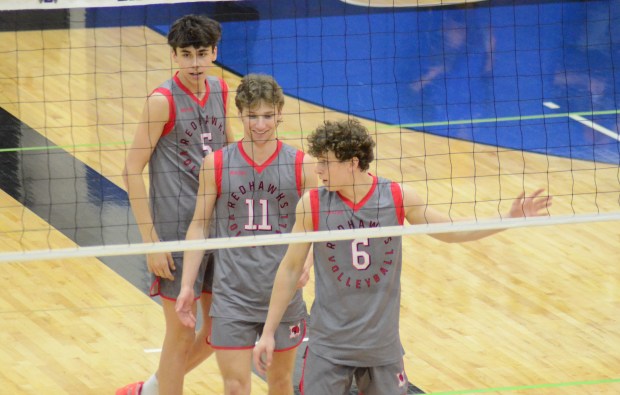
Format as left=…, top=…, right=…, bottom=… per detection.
left=118, top=15, right=234, bottom=395
left=176, top=74, right=317, bottom=395
left=253, top=119, right=552, bottom=395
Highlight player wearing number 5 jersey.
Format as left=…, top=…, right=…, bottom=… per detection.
left=176, top=74, right=317, bottom=395
left=253, top=118, right=552, bottom=395
left=118, top=14, right=234, bottom=395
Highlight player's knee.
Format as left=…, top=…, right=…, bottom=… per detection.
left=223, top=378, right=250, bottom=395
left=267, top=374, right=293, bottom=394
left=166, top=326, right=195, bottom=351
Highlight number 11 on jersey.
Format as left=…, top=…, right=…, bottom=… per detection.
left=245, top=199, right=272, bottom=231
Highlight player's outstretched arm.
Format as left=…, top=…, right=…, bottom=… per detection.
left=402, top=184, right=552, bottom=243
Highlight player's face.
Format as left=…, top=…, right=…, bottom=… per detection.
left=315, top=151, right=353, bottom=191
left=173, top=46, right=217, bottom=85
left=240, top=102, right=281, bottom=144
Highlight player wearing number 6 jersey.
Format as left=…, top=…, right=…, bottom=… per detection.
left=253, top=118, right=552, bottom=395
left=176, top=73, right=317, bottom=395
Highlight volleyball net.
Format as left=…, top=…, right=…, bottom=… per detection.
left=0, top=0, right=619, bottom=263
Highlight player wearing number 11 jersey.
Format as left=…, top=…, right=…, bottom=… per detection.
left=176, top=74, right=317, bottom=395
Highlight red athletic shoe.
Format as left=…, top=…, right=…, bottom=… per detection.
left=115, top=381, right=144, bottom=395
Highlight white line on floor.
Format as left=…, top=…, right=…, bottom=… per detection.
left=543, top=101, right=620, bottom=141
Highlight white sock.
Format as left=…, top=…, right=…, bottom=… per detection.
left=140, top=374, right=159, bottom=395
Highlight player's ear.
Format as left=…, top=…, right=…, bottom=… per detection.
left=211, top=46, right=218, bottom=61
left=351, top=157, right=360, bottom=169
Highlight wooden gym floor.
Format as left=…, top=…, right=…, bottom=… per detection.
left=0, top=8, right=619, bottom=395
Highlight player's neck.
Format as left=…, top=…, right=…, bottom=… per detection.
left=337, top=172, right=374, bottom=203
left=177, top=73, right=207, bottom=97
left=241, top=138, right=279, bottom=165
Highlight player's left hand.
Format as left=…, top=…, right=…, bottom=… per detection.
left=175, top=287, right=196, bottom=328
left=508, top=188, right=553, bottom=218
left=253, top=335, right=275, bottom=376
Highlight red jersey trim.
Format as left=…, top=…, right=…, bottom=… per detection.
left=390, top=182, right=405, bottom=225
left=149, top=278, right=200, bottom=301
left=152, top=87, right=175, bottom=137
left=295, top=150, right=305, bottom=197
left=337, top=174, right=378, bottom=212
left=211, top=344, right=255, bottom=351
left=299, top=346, right=309, bottom=395
left=173, top=72, right=210, bottom=107
left=309, top=189, right=320, bottom=232
left=219, top=77, right=228, bottom=115
left=238, top=139, right=283, bottom=173
left=214, top=150, right=223, bottom=198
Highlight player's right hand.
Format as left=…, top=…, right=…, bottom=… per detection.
left=146, top=252, right=175, bottom=280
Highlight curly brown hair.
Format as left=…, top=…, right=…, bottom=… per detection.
left=308, top=119, right=375, bottom=171
left=167, top=14, right=222, bottom=52
left=234, top=74, right=285, bottom=114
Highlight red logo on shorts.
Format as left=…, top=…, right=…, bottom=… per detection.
left=289, top=323, right=301, bottom=339
left=397, top=371, right=406, bottom=387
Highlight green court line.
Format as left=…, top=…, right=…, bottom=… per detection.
left=425, top=377, right=620, bottom=395
left=392, top=109, right=620, bottom=129
left=0, top=141, right=128, bottom=153
left=3, top=108, right=618, bottom=153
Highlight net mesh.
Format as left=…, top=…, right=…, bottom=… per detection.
left=0, top=0, right=619, bottom=262
left=0, top=2, right=619, bottom=395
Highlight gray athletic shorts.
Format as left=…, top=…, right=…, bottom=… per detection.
left=300, top=347, right=408, bottom=395
left=149, top=252, right=214, bottom=300
left=210, top=317, right=306, bottom=351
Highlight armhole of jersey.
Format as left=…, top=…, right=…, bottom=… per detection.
left=309, top=189, right=320, bottom=232
left=152, top=87, right=175, bottom=137
left=214, top=150, right=223, bottom=198
left=219, top=77, right=228, bottom=116
left=390, top=182, right=405, bottom=225
left=295, top=151, right=305, bottom=197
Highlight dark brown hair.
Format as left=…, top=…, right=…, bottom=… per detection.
left=167, top=14, right=221, bottom=51
left=308, top=119, right=375, bottom=171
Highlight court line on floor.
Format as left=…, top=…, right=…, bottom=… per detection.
left=395, top=108, right=620, bottom=129
left=1, top=108, right=619, bottom=154
left=424, top=377, right=620, bottom=395
left=544, top=102, right=620, bottom=141
left=0, top=140, right=127, bottom=153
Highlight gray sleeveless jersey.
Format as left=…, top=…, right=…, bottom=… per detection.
left=309, top=176, right=405, bottom=366
left=149, top=73, right=228, bottom=243
left=210, top=140, right=307, bottom=322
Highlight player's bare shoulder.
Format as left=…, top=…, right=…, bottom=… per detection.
left=302, top=153, right=318, bottom=190
left=399, top=183, right=427, bottom=224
